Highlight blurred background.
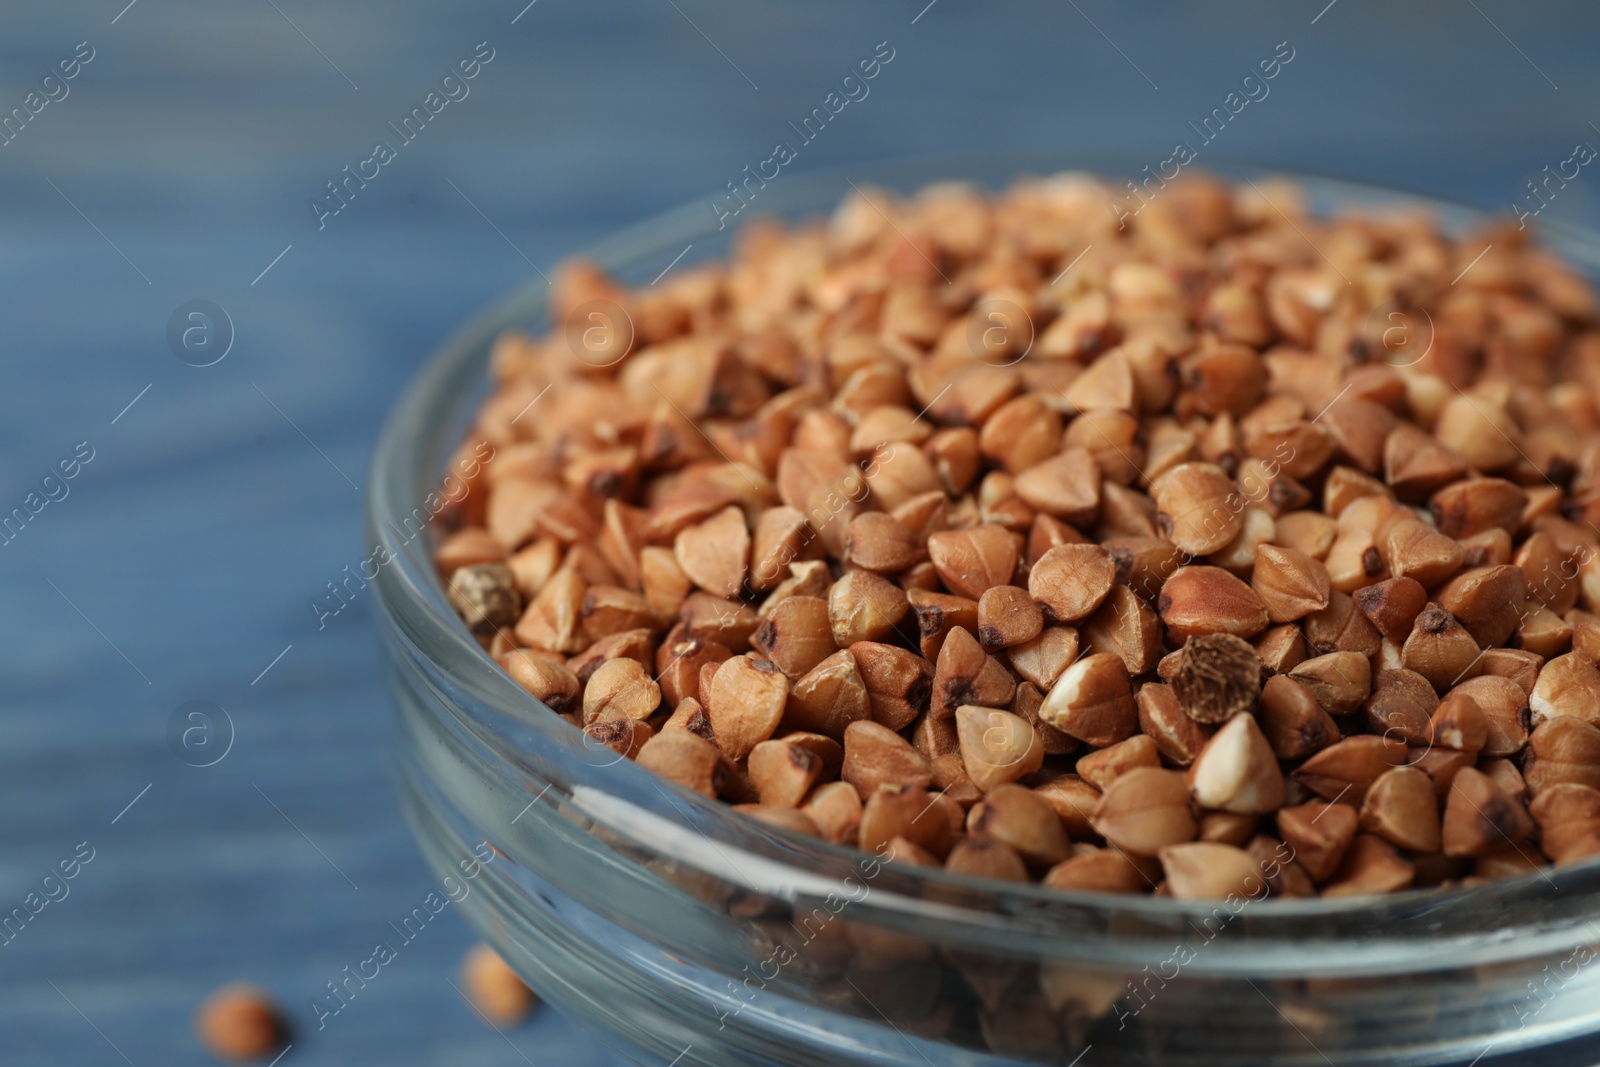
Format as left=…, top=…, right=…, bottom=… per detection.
left=2, top=1, right=1598, bottom=1063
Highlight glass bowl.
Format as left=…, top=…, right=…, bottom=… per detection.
left=369, top=153, right=1600, bottom=1067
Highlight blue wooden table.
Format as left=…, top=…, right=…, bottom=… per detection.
left=2, top=1, right=1598, bottom=1063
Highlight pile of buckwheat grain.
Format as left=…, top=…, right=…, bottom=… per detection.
left=433, top=172, right=1600, bottom=900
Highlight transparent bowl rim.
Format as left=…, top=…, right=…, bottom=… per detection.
left=369, top=149, right=1600, bottom=970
